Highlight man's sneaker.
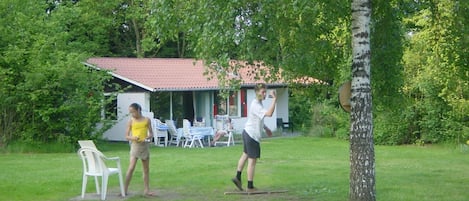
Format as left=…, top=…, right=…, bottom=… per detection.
left=231, top=178, right=243, bottom=191
left=246, top=187, right=258, bottom=193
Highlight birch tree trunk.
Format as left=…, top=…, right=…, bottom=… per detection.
left=350, top=0, right=375, bottom=201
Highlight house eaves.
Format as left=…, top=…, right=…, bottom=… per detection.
left=84, top=57, right=318, bottom=92
left=83, top=61, right=155, bottom=92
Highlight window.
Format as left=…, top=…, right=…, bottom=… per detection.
left=215, top=91, right=240, bottom=117
left=150, top=91, right=184, bottom=122
left=228, top=91, right=239, bottom=116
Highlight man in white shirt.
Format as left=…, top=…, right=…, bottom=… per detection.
left=232, top=83, right=276, bottom=192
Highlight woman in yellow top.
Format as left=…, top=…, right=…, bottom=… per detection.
left=124, top=103, right=155, bottom=196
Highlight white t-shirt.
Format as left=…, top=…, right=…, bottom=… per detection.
left=244, top=99, right=267, bottom=142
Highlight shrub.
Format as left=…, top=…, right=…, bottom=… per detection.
left=305, top=101, right=349, bottom=139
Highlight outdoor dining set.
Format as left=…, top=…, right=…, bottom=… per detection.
left=151, top=115, right=234, bottom=148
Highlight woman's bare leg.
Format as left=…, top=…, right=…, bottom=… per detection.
left=124, top=157, right=138, bottom=194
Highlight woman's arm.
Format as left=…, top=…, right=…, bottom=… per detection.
left=125, top=119, right=137, bottom=141
left=147, top=118, right=154, bottom=139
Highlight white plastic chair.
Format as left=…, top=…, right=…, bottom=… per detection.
left=152, top=118, right=168, bottom=147
left=77, top=147, right=125, bottom=200
left=214, top=116, right=235, bottom=147
left=182, top=119, right=204, bottom=148
left=78, top=140, right=98, bottom=150
left=166, top=120, right=183, bottom=146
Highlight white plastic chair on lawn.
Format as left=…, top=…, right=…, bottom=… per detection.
left=166, top=120, right=184, bottom=146
left=77, top=147, right=125, bottom=200
left=214, top=115, right=235, bottom=147
left=78, top=140, right=98, bottom=150
left=182, top=119, right=204, bottom=148
left=152, top=118, right=168, bottom=147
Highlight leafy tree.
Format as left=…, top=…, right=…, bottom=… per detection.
left=144, top=0, right=196, bottom=58
left=0, top=1, right=116, bottom=148
left=145, top=0, right=376, bottom=200
left=402, top=0, right=469, bottom=144
left=370, top=0, right=406, bottom=145
left=45, top=0, right=120, bottom=56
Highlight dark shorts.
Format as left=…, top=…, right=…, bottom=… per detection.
left=242, top=130, right=260, bottom=158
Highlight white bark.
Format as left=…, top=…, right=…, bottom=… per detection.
left=349, top=0, right=375, bottom=201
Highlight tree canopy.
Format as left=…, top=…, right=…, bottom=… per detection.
left=0, top=0, right=467, bottom=149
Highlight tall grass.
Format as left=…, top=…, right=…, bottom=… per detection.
left=0, top=137, right=468, bottom=201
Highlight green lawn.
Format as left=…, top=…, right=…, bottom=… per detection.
left=1, top=136, right=468, bottom=201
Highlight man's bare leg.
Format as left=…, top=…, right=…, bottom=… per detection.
left=232, top=152, right=248, bottom=191
left=237, top=152, right=248, bottom=171
left=246, top=157, right=257, bottom=190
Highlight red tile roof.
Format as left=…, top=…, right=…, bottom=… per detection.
left=84, top=57, right=284, bottom=91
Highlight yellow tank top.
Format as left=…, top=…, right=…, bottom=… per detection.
left=131, top=118, right=149, bottom=142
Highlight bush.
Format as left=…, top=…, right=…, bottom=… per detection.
left=304, top=101, right=349, bottom=139
left=374, top=109, right=409, bottom=145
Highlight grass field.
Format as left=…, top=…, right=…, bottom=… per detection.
left=1, top=136, right=468, bottom=201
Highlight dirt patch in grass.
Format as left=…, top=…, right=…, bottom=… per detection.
left=70, top=188, right=307, bottom=201
left=69, top=189, right=183, bottom=201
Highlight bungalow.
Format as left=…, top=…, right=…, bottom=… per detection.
left=84, top=57, right=295, bottom=141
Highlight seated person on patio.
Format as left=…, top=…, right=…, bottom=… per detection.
left=210, top=118, right=233, bottom=147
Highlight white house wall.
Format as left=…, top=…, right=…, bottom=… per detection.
left=275, top=88, right=289, bottom=122
left=103, top=92, right=150, bottom=141
left=231, top=88, right=286, bottom=133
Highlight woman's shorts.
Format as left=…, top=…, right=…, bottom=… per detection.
left=242, top=130, right=260, bottom=158
left=130, top=141, right=150, bottom=160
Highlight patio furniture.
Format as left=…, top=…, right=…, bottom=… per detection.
left=152, top=119, right=168, bottom=147
left=77, top=147, right=125, bottom=200
left=190, top=126, right=215, bottom=145
left=78, top=140, right=98, bottom=150
left=194, top=116, right=206, bottom=127
left=182, top=119, right=205, bottom=148
left=277, top=118, right=293, bottom=133
left=214, top=115, right=234, bottom=147
left=166, top=120, right=184, bottom=146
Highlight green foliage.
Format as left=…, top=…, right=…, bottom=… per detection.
left=144, top=0, right=196, bottom=58
left=288, top=88, right=315, bottom=132
left=153, top=0, right=351, bottom=84
left=365, top=0, right=469, bottom=145
left=306, top=100, right=350, bottom=140
left=289, top=82, right=350, bottom=139
left=371, top=0, right=405, bottom=108
left=374, top=108, right=410, bottom=145
left=1, top=0, right=467, bottom=148
left=150, top=0, right=469, bottom=146
left=400, top=0, right=469, bottom=144
left=0, top=1, right=117, bottom=148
